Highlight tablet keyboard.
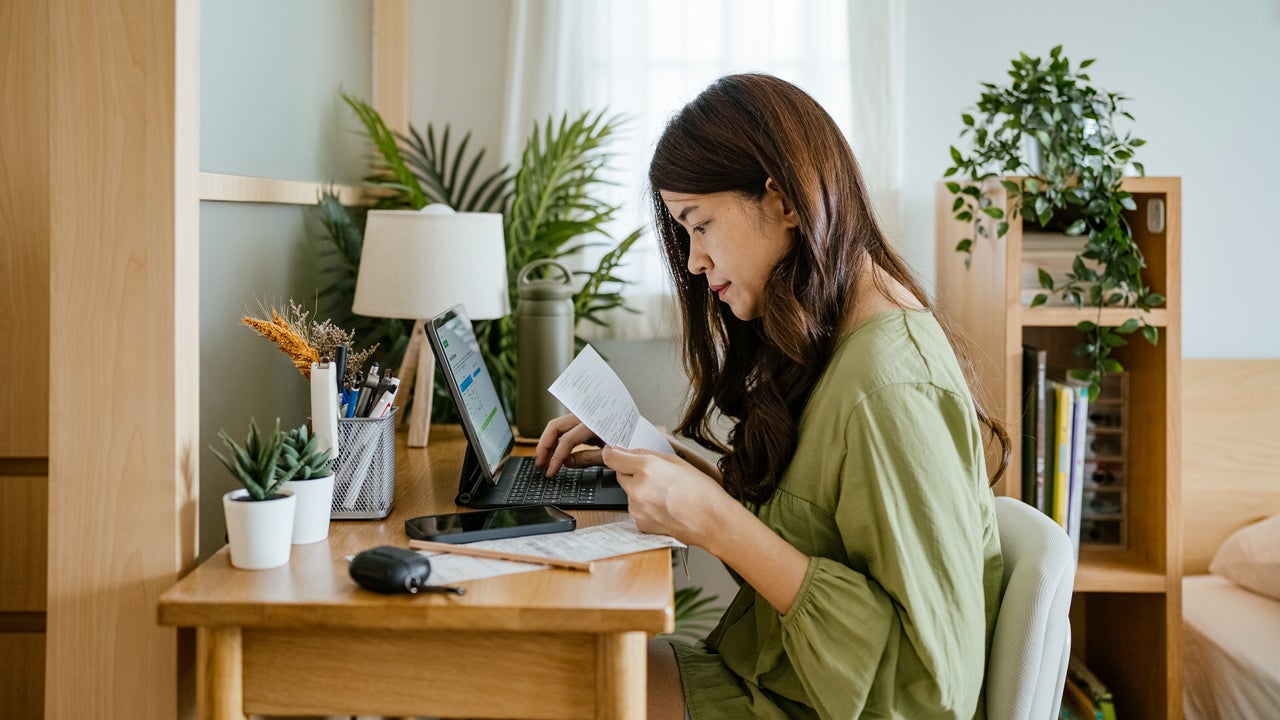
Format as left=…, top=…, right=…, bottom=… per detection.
left=505, top=460, right=596, bottom=504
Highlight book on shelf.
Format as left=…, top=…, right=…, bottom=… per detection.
left=1066, top=381, right=1090, bottom=562
left=1021, top=345, right=1048, bottom=511
left=1049, top=381, right=1076, bottom=528
left=1061, top=674, right=1103, bottom=720
left=1067, top=656, right=1118, bottom=720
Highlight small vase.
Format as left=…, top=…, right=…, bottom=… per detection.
left=223, top=488, right=296, bottom=570
left=285, top=474, right=335, bottom=544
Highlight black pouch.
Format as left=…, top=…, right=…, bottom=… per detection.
left=349, top=545, right=462, bottom=595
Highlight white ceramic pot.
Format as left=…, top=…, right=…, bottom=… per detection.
left=285, top=474, right=334, bottom=544
left=222, top=488, right=296, bottom=570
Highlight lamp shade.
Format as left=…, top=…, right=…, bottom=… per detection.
left=352, top=204, right=510, bottom=320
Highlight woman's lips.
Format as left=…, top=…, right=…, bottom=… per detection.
left=711, top=282, right=730, bottom=298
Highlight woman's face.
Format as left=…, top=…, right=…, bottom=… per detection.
left=661, top=182, right=797, bottom=321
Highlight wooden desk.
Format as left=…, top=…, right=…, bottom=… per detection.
left=159, top=425, right=673, bottom=719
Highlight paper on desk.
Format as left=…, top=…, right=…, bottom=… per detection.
left=418, top=518, right=685, bottom=585
left=548, top=344, right=674, bottom=454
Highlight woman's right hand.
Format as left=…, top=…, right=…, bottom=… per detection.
left=534, top=413, right=604, bottom=477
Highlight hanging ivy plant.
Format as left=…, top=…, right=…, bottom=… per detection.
left=942, top=46, right=1164, bottom=399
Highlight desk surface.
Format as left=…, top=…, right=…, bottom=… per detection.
left=160, top=425, right=673, bottom=635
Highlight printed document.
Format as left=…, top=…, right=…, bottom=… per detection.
left=418, top=518, right=685, bottom=585
left=548, top=345, right=674, bottom=454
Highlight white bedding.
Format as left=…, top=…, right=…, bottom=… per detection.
left=1183, top=574, right=1280, bottom=719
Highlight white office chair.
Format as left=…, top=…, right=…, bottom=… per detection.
left=986, top=496, right=1076, bottom=720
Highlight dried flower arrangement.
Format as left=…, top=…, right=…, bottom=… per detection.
left=242, top=299, right=376, bottom=386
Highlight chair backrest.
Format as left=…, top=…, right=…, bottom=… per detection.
left=986, top=496, right=1076, bottom=720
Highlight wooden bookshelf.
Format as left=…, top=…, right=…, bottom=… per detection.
left=936, top=176, right=1182, bottom=719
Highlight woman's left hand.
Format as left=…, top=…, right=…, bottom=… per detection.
left=601, top=445, right=733, bottom=548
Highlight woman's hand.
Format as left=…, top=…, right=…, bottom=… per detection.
left=600, top=445, right=734, bottom=548
left=534, top=413, right=604, bottom=476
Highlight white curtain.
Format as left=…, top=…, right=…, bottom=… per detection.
left=502, top=0, right=903, bottom=340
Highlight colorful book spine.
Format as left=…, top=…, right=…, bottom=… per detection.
left=1050, top=382, right=1075, bottom=528
left=1021, top=345, right=1048, bottom=508
left=1067, top=382, right=1089, bottom=562
left=1068, top=657, right=1117, bottom=720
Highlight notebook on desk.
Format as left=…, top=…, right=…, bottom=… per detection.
left=426, top=304, right=628, bottom=510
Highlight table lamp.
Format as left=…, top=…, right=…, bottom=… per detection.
left=353, top=204, right=509, bottom=447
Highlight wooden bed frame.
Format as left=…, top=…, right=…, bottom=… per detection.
left=1182, top=359, right=1280, bottom=574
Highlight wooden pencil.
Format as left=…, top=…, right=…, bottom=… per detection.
left=407, top=539, right=593, bottom=572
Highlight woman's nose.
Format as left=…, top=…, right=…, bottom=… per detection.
left=686, top=236, right=710, bottom=275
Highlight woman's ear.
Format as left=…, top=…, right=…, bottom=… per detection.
left=763, top=177, right=799, bottom=228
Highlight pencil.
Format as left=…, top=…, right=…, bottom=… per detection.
left=407, top=539, right=594, bottom=572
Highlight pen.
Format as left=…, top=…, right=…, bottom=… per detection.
left=370, top=377, right=400, bottom=419
left=407, top=540, right=594, bottom=572
left=333, top=344, right=347, bottom=395
left=356, top=363, right=380, bottom=417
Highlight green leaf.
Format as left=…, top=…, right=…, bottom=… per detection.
left=952, top=197, right=964, bottom=212
left=997, top=221, right=1009, bottom=238
left=1065, top=219, right=1088, bottom=236
left=1038, top=268, right=1054, bottom=289
left=1080, top=58, right=1096, bottom=68
left=950, top=145, right=963, bottom=163
left=955, top=239, right=973, bottom=253
left=962, top=113, right=975, bottom=127
left=982, top=206, right=1005, bottom=219
left=946, top=181, right=962, bottom=194
left=1030, top=294, right=1048, bottom=308
left=1142, top=325, right=1159, bottom=345
left=1001, top=180, right=1021, bottom=194
left=343, top=93, right=428, bottom=208
left=1102, top=357, right=1125, bottom=373
left=1117, top=318, right=1141, bottom=334
left=1120, top=196, right=1137, bottom=211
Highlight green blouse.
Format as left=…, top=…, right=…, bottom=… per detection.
left=673, top=310, right=1002, bottom=720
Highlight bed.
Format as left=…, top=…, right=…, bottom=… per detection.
left=1182, top=574, right=1280, bottom=719
left=1182, top=359, right=1280, bottom=720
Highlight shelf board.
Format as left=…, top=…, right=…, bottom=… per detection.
left=1074, top=547, right=1167, bottom=593
left=1018, top=307, right=1168, bottom=328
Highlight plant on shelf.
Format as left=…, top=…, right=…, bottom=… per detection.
left=942, top=45, right=1164, bottom=398
left=309, top=94, right=641, bottom=422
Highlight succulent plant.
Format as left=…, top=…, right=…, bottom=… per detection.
left=280, top=425, right=334, bottom=481
left=211, top=417, right=298, bottom=501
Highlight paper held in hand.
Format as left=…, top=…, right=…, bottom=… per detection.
left=548, top=344, right=674, bottom=454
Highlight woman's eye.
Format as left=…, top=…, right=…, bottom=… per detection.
left=693, top=223, right=708, bottom=235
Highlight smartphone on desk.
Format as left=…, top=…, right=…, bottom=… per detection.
left=405, top=504, right=575, bottom=544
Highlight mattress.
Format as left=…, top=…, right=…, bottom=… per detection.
left=1183, top=574, right=1280, bottom=719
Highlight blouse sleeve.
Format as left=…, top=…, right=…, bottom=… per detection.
left=777, top=382, right=992, bottom=720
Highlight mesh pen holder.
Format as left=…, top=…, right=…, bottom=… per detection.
left=331, top=407, right=397, bottom=519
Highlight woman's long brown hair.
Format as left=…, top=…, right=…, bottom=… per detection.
left=649, top=73, right=1009, bottom=504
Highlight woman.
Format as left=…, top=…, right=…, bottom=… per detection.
left=536, top=73, right=1010, bottom=720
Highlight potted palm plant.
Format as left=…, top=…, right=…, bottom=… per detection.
left=311, top=95, right=640, bottom=423
left=280, top=425, right=334, bottom=545
left=212, top=418, right=300, bottom=569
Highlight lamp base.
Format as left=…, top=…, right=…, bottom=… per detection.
left=396, top=319, right=433, bottom=448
